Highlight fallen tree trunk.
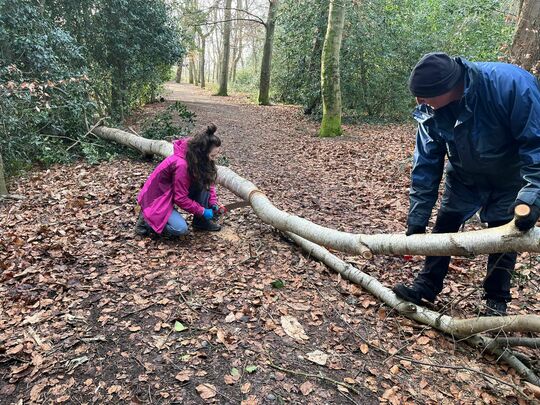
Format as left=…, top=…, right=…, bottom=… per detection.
left=92, top=125, right=540, bottom=258
left=94, top=125, right=540, bottom=390
left=286, top=231, right=540, bottom=388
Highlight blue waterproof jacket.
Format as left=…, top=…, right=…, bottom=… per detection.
left=408, top=58, right=540, bottom=227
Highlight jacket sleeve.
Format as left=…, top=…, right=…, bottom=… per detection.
left=510, top=75, right=540, bottom=208
left=173, top=160, right=205, bottom=216
left=408, top=124, right=446, bottom=227
left=208, top=185, right=218, bottom=206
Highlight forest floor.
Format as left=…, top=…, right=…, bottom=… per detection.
left=2, top=83, right=540, bottom=404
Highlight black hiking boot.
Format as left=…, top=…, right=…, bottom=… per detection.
left=192, top=217, right=221, bottom=232
left=482, top=299, right=507, bottom=317
left=134, top=213, right=152, bottom=236
left=393, top=283, right=435, bottom=306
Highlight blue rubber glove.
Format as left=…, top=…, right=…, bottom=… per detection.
left=203, top=208, right=214, bottom=220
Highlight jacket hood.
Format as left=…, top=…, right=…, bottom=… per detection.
left=173, top=137, right=191, bottom=157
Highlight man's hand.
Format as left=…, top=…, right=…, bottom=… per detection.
left=511, top=200, right=540, bottom=232
left=406, top=224, right=426, bottom=236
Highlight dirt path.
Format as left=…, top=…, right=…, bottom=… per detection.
left=1, top=83, right=538, bottom=404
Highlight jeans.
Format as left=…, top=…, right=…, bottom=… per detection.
left=162, top=186, right=210, bottom=237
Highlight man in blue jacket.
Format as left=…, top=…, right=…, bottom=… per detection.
left=393, top=52, right=540, bottom=316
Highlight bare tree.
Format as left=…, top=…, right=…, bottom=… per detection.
left=511, top=0, right=540, bottom=74
left=258, top=0, right=279, bottom=105
left=217, top=0, right=233, bottom=95
left=320, top=0, right=346, bottom=136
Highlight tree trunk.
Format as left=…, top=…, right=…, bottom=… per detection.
left=258, top=0, right=279, bottom=105
left=0, top=152, right=7, bottom=196
left=200, top=36, right=206, bottom=88
left=92, top=125, right=540, bottom=258
left=511, top=0, right=540, bottom=74
left=319, top=0, right=345, bottom=136
left=189, top=57, right=195, bottom=84
left=304, top=2, right=328, bottom=115
left=175, top=59, right=183, bottom=83
left=92, top=125, right=540, bottom=388
left=217, top=0, right=233, bottom=96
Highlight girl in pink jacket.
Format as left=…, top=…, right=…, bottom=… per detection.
left=135, top=124, right=224, bottom=237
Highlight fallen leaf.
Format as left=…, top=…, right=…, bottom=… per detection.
left=245, top=365, right=257, bottom=373
left=417, top=336, right=430, bottom=345
left=128, top=325, right=141, bottom=332
left=241, top=382, right=251, bottom=394
left=224, top=374, right=236, bottom=385
left=196, top=383, right=216, bottom=399
left=360, top=344, right=369, bottom=354
left=241, top=395, right=259, bottom=405
left=225, top=312, right=236, bottom=323
left=174, top=321, right=187, bottom=332
left=390, top=365, right=399, bottom=375
left=306, top=350, right=328, bottom=366
left=300, top=381, right=314, bottom=395
left=175, top=369, right=193, bottom=382
left=280, top=316, right=309, bottom=342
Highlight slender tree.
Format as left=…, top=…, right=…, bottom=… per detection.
left=0, top=152, right=7, bottom=196
left=320, top=0, right=346, bottom=137
left=258, top=0, right=279, bottom=105
left=511, top=0, right=540, bottom=73
left=176, top=58, right=183, bottom=83
left=217, top=0, right=233, bottom=95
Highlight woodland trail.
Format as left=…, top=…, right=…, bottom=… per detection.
left=1, top=83, right=539, bottom=404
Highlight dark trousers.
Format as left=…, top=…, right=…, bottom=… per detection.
left=414, top=211, right=516, bottom=302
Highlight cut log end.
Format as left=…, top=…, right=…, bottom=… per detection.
left=514, top=204, right=531, bottom=219
left=362, top=251, right=373, bottom=260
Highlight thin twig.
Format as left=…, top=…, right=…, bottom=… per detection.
left=268, top=361, right=360, bottom=395
left=395, top=355, right=528, bottom=397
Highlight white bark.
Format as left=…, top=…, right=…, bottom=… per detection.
left=286, top=231, right=540, bottom=386
left=93, top=126, right=540, bottom=387
left=92, top=126, right=540, bottom=258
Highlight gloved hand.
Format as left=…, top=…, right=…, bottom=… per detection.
left=211, top=204, right=227, bottom=216
left=203, top=208, right=214, bottom=220
left=510, top=200, right=540, bottom=232
left=406, top=224, right=426, bottom=236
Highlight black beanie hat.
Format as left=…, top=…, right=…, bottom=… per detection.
left=409, top=52, right=464, bottom=98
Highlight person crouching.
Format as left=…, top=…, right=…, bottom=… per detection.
left=135, top=124, right=225, bottom=237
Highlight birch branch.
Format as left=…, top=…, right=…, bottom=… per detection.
left=92, top=125, right=540, bottom=258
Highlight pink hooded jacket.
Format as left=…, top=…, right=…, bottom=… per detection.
left=137, top=138, right=218, bottom=233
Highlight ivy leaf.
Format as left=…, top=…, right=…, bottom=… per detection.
left=174, top=321, right=187, bottom=332
left=245, top=365, right=258, bottom=373
left=271, top=279, right=285, bottom=289
left=231, top=367, right=240, bottom=376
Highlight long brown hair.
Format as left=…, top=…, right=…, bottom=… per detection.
left=185, top=124, right=221, bottom=188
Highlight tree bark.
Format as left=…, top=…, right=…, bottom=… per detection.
left=320, top=0, right=345, bottom=136
left=287, top=232, right=540, bottom=387
left=217, top=0, right=233, bottom=96
left=92, top=125, right=540, bottom=388
left=258, top=0, right=278, bottom=105
left=189, top=55, right=195, bottom=84
left=0, top=152, right=7, bottom=196
left=511, top=0, right=540, bottom=74
left=175, top=59, right=183, bottom=83
left=199, top=35, right=206, bottom=88
left=303, top=2, right=328, bottom=115
left=92, top=126, right=540, bottom=258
